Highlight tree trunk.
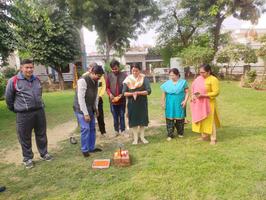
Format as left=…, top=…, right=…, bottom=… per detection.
left=105, top=36, right=111, bottom=62
left=57, top=67, right=65, bottom=90
left=213, top=15, right=225, bottom=55
left=78, top=27, right=87, bottom=70
left=46, top=67, right=52, bottom=85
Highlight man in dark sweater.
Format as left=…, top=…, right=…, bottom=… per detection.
left=106, top=60, right=127, bottom=136
left=5, top=59, right=52, bottom=169
left=73, top=65, right=104, bottom=157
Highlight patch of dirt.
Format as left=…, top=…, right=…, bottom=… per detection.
left=0, top=120, right=77, bottom=165
left=0, top=116, right=165, bottom=165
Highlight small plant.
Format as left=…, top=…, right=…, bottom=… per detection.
left=0, top=74, right=7, bottom=99
left=246, top=70, right=257, bottom=83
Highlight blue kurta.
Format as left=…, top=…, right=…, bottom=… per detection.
left=160, top=79, right=188, bottom=119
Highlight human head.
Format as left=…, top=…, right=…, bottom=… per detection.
left=169, top=68, right=180, bottom=81
left=199, top=64, right=212, bottom=78
left=90, top=65, right=104, bottom=81
left=88, top=62, right=97, bottom=73
left=110, top=59, right=120, bottom=75
left=131, top=63, right=141, bottom=78
left=20, top=59, right=34, bottom=79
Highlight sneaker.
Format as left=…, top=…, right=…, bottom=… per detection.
left=70, top=137, right=77, bottom=144
left=167, top=137, right=172, bottom=141
left=0, top=186, right=6, bottom=192
left=178, top=135, right=184, bottom=138
left=23, top=159, right=34, bottom=169
left=90, top=148, right=102, bottom=153
left=41, top=153, right=53, bottom=161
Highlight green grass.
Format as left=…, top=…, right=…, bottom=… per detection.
left=0, top=90, right=75, bottom=150
left=0, top=82, right=265, bottom=200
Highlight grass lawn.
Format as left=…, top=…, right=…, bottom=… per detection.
left=0, top=81, right=265, bottom=200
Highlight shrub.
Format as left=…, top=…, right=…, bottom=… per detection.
left=2, top=67, right=17, bottom=79
left=246, top=70, right=257, bottom=83
left=0, top=74, right=7, bottom=99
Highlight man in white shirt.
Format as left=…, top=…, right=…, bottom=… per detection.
left=73, top=65, right=104, bottom=157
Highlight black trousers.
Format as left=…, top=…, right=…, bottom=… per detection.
left=97, top=97, right=106, bottom=134
left=166, top=119, right=185, bottom=138
left=16, top=109, right=48, bottom=161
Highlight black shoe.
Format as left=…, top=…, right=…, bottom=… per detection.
left=70, top=137, right=77, bottom=144
left=82, top=151, right=90, bottom=157
left=90, top=148, right=102, bottom=153
left=0, top=186, right=6, bottom=192
left=23, top=159, right=34, bottom=169
left=41, top=153, right=53, bottom=161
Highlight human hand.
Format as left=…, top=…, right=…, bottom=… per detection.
left=133, top=92, right=137, bottom=100
left=110, top=94, right=114, bottom=100
left=84, top=115, right=91, bottom=122
left=95, top=110, right=99, bottom=117
left=181, top=100, right=187, bottom=108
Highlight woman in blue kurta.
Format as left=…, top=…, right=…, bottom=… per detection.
left=161, top=68, right=189, bottom=141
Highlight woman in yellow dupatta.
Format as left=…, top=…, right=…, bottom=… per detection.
left=191, top=64, right=220, bottom=145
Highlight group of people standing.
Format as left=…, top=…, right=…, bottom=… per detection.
left=75, top=60, right=221, bottom=159
left=4, top=59, right=220, bottom=171
left=161, top=64, right=220, bottom=145
left=73, top=60, right=152, bottom=158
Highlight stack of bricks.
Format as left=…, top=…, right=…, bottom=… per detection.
left=113, top=150, right=131, bottom=167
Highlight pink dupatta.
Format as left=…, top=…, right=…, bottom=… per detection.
left=190, top=76, right=211, bottom=123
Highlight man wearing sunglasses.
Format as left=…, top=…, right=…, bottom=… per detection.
left=73, top=64, right=104, bottom=157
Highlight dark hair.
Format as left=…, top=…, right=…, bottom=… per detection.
left=21, top=59, right=33, bottom=65
left=200, top=64, right=215, bottom=76
left=110, top=59, right=120, bottom=69
left=169, top=68, right=180, bottom=77
left=130, top=63, right=141, bottom=71
left=91, top=65, right=104, bottom=75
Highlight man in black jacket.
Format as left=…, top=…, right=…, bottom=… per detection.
left=5, top=59, right=52, bottom=169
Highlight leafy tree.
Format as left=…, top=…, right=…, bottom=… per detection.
left=0, top=0, right=17, bottom=64
left=216, top=44, right=257, bottom=75
left=155, top=0, right=209, bottom=64
left=14, top=0, right=80, bottom=90
left=181, top=0, right=264, bottom=54
left=67, top=0, right=159, bottom=61
left=180, top=45, right=214, bottom=73
left=257, top=34, right=266, bottom=78
left=156, top=0, right=264, bottom=65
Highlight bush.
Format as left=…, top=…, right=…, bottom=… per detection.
left=241, top=70, right=257, bottom=88
left=2, top=67, right=17, bottom=79
left=246, top=70, right=257, bottom=83
left=211, top=65, right=221, bottom=77
left=0, top=74, right=7, bottom=99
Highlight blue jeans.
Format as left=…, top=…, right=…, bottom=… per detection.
left=110, top=103, right=126, bottom=132
left=75, top=111, right=96, bottom=153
